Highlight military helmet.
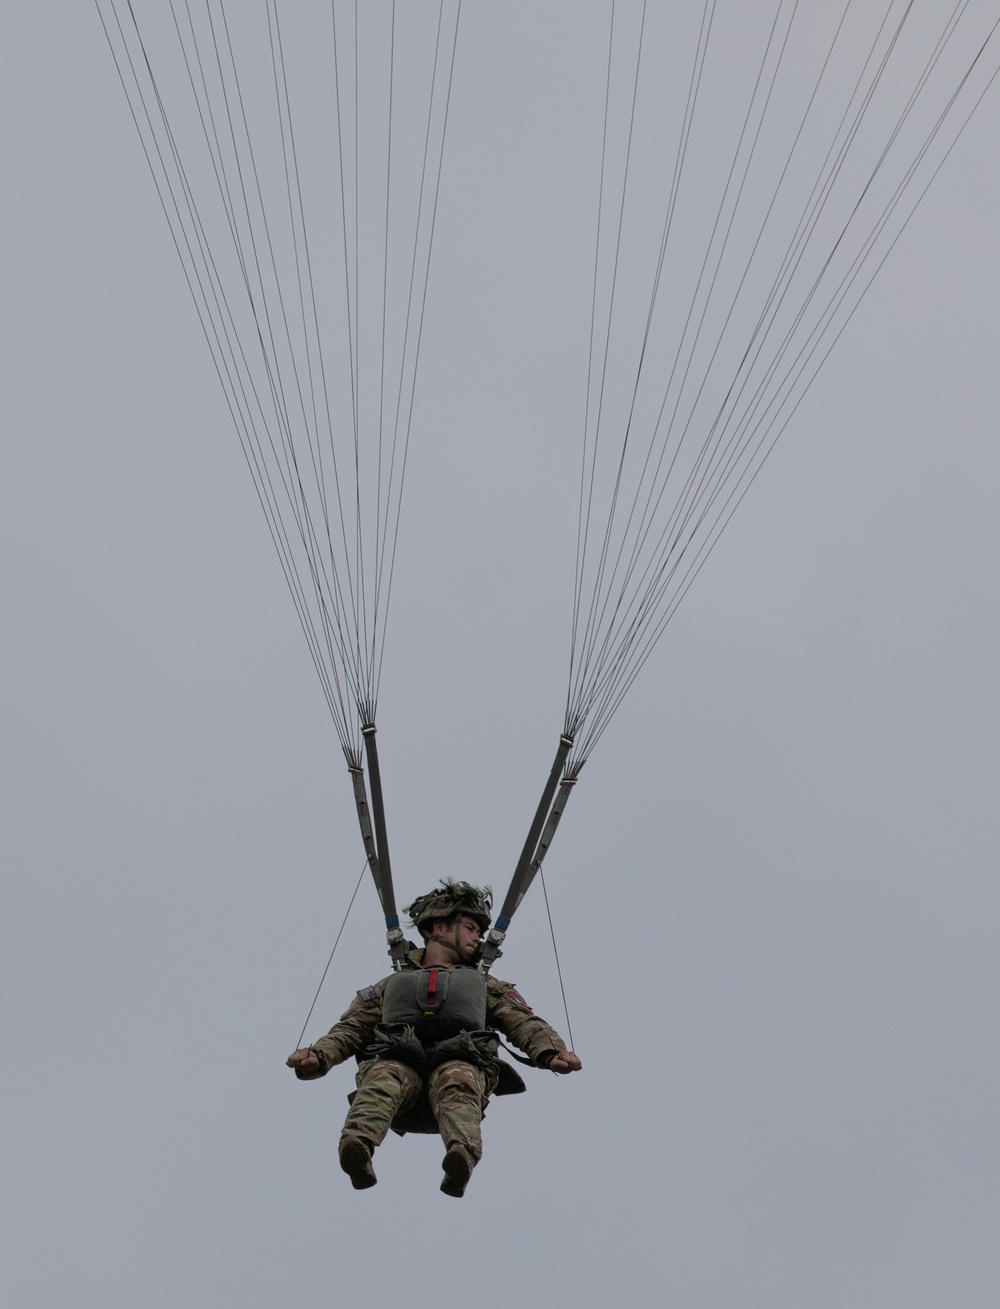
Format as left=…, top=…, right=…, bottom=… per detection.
left=403, top=879, right=492, bottom=935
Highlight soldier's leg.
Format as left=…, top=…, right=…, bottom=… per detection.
left=339, top=1058, right=423, bottom=1189
left=427, top=1059, right=489, bottom=1198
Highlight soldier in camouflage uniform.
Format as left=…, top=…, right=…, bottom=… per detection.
left=287, top=880, right=582, bottom=1197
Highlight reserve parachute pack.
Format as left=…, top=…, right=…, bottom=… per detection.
left=382, top=966, right=487, bottom=1041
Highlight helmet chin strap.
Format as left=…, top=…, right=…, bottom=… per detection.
left=448, top=919, right=478, bottom=966
left=451, top=922, right=469, bottom=965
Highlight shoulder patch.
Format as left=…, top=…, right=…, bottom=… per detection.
left=505, top=988, right=532, bottom=1011
left=356, top=985, right=379, bottom=1003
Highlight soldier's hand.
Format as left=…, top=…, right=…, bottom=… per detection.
left=286, top=1047, right=320, bottom=1072
left=549, top=1051, right=582, bottom=1074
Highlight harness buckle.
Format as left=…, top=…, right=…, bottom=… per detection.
left=478, top=926, right=506, bottom=974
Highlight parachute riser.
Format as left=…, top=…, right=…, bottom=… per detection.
left=479, top=734, right=575, bottom=975
left=347, top=760, right=380, bottom=877
left=511, top=774, right=577, bottom=916
left=349, top=728, right=408, bottom=972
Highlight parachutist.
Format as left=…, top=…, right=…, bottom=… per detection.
left=286, top=881, right=581, bottom=1198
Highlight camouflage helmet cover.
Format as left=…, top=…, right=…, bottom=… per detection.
left=403, top=879, right=493, bottom=935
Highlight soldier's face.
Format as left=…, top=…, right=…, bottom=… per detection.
left=451, top=914, right=482, bottom=963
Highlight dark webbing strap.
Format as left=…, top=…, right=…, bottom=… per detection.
left=497, top=733, right=573, bottom=926
left=350, top=724, right=407, bottom=968
left=480, top=734, right=574, bottom=973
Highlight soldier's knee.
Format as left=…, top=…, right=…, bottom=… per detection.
left=429, top=1059, right=486, bottom=1106
left=433, top=1058, right=479, bottom=1084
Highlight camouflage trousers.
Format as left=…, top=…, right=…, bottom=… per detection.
left=342, top=1058, right=488, bottom=1162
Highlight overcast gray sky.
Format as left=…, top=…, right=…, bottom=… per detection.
left=3, top=5, right=999, bottom=1307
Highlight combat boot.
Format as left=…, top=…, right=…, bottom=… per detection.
left=440, top=1144, right=475, bottom=1198
left=339, top=1136, right=377, bottom=1190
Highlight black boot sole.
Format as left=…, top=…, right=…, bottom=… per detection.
left=440, top=1146, right=473, bottom=1198
left=339, top=1137, right=377, bottom=1190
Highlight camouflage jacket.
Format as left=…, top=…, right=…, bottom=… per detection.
left=296, top=948, right=567, bottom=1079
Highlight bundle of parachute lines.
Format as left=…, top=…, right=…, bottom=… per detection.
left=98, top=0, right=1000, bottom=966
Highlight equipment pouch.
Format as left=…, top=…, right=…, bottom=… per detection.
left=364, top=1023, right=428, bottom=1075
left=426, top=1028, right=499, bottom=1072
left=493, top=1058, right=527, bottom=1096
